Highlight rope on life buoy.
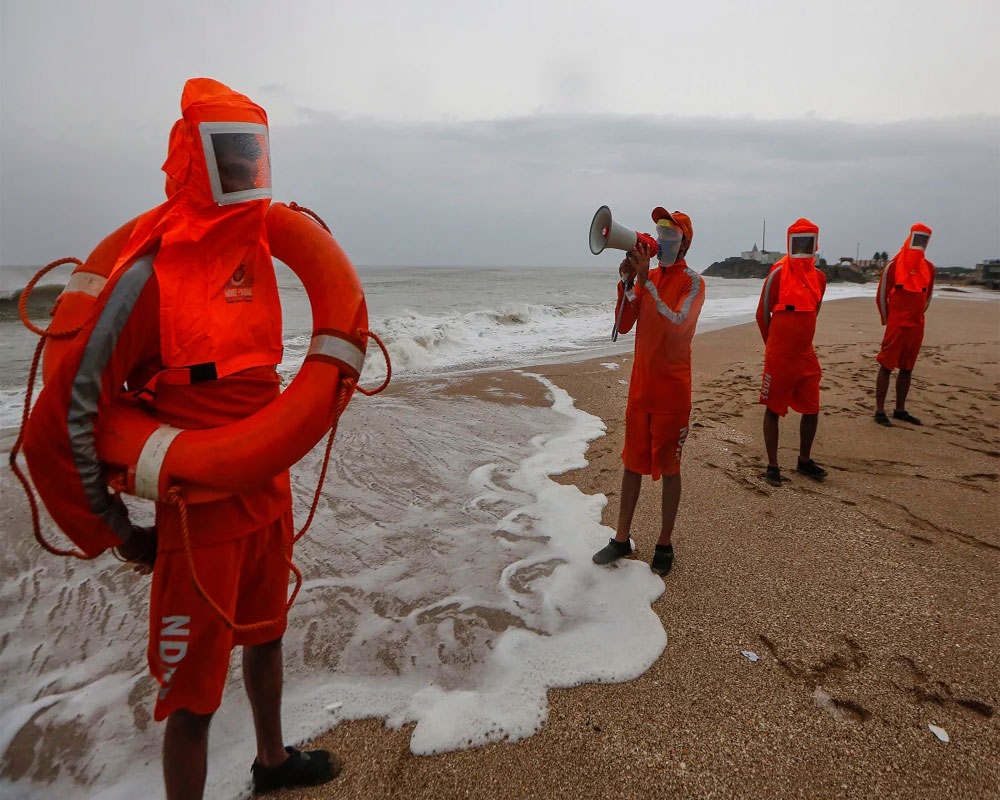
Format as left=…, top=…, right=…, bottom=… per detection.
left=287, top=201, right=331, bottom=234
left=9, top=258, right=94, bottom=559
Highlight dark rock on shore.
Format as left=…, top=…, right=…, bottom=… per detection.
left=818, top=264, right=868, bottom=284
left=702, top=258, right=769, bottom=279
left=703, top=257, right=868, bottom=283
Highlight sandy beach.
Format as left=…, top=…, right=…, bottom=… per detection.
left=286, top=295, right=1000, bottom=800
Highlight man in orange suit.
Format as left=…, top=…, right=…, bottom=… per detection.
left=592, top=208, right=705, bottom=576
left=756, top=218, right=828, bottom=487
left=23, top=79, right=338, bottom=799
left=874, top=223, right=935, bottom=426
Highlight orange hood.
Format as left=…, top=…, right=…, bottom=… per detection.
left=893, top=223, right=933, bottom=293
left=773, top=218, right=822, bottom=312
left=112, top=78, right=282, bottom=378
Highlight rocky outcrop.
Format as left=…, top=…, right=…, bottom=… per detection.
left=703, top=257, right=868, bottom=284
left=818, top=264, right=867, bottom=284
left=702, top=258, right=769, bottom=279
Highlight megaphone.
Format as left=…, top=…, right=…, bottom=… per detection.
left=589, top=205, right=647, bottom=255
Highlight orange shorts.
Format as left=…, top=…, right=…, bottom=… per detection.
left=760, top=359, right=821, bottom=416
left=622, top=407, right=690, bottom=480
left=877, top=324, right=923, bottom=372
left=147, top=510, right=293, bottom=721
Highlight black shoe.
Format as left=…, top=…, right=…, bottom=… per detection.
left=874, top=411, right=893, bottom=427
left=796, top=458, right=828, bottom=480
left=650, top=544, right=674, bottom=576
left=765, top=465, right=782, bottom=487
left=893, top=409, right=922, bottom=425
left=252, top=746, right=341, bottom=794
left=592, top=538, right=633, bottom=565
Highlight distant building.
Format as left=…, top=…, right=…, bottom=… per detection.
left=849, top=258, right=886, bottom=279
left=740, top=243, right=782, bottom=265
left=973, top=259, right=1000, bottom=290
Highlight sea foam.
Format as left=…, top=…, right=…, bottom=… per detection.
left=0, top=372, right=665, bottom=799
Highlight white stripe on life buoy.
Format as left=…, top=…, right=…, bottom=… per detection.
left=308, top=334, right=366, bottom=375
left=134, top=425, right=183, bottom=500
left=63, top=271, right=107, bottom=298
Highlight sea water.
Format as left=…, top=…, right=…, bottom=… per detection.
left=0, top=263, right=874, bottom=798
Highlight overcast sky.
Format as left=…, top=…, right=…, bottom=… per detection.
left=2, top=0, right=998, bottom=270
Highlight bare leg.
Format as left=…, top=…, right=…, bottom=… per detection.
left=163, top=710, right=212, bottom=800
left=895, top=369, right=912, bottom=411
left=658, top=475, right=681, bottom=546
left=243, top=638, right=288, bottom=768
left=876, top=366, right=892, bottom=412
left=763, top=409, right=780, bottom=468
left=615, top=468, right=642, bottom=543
left=799, top=413, right=818, bottom=462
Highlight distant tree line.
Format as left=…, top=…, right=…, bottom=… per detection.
left=872, top=250, right=889, bottom=262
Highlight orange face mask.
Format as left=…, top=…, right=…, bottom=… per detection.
left=113, top=78, right=283, bottom=379
left=774, top=218, right=822, bottom=312
left=893, top=223, right=933, bottom=293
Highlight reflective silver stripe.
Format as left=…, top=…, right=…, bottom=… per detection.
left=67, top=255, right=154, bottom=540
left=878, top=262, right=891, bottom=322
left=762, top=266, right=781, bottom=335
left=63, top=271, right=107, bottom=298
left=643, top=268, right=703, bottom=325
left=134, top=426, right=183, bottom=501
left=308, top=333, right=365, bottom=375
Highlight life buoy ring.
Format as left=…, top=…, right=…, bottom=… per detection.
left=108, top=204, right=368, bottom=503
left=12, top=202, right=388, bottom=632
left=24, top=201, right=372, bottom=512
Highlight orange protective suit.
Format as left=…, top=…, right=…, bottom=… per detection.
left=877, top=223, right=935, bottom=371
left=615, top=209, right=705, bottom=479
left=756, top=219, right=827, bottom=416
left=23, top=78, right=293, bottom=720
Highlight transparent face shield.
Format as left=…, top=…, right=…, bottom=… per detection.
left=199, top=122, right=272, bottom=205
left=909, top=232, right=930, bottom=251
left=789, top=233, right=817, bottom=257
left=656, top=221, right=683, bottom=265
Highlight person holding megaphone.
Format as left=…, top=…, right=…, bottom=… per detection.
left=591, top=207, right=705, bottom=576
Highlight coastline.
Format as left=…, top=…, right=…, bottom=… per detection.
left=1, top=296, right=996, bottom=799
left=294, top=296, right=999, bottom=800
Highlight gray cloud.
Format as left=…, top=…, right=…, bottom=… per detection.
left=2, top=113, right=997, bottom=271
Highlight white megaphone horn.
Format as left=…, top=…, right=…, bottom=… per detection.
left=589, top=205, right=645, bottom=255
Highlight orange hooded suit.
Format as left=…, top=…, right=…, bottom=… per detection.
left=23, top=78, right=294, bottom=720
left=615, top=209, right=705, bottom=479
left=756, top=218, right=827, bottom=416
left=876, top=223, right=935, bottom=371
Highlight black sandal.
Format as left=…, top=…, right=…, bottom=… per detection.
left=892, top=409, right=922, bottom=425
left=796, top=458, right=828, bottom=480
left=765, top=465, right=782, bottom=486
left=650, top=544, right=674, bottom=576
left=252, top=746, right=342, bottom=794
left=592, top=538, right=633, bottom=565
left=874, top=411, right=893, bottom=427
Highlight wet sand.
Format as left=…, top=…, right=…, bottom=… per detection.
left=292, top=296, right=999, bottom=800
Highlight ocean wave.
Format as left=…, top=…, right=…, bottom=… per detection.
left=368, top=302, right=607, bottom=374
left=280, top=301, right=611, bottom=382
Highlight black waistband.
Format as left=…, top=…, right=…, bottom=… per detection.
left=187, top=362, right=218, bottom=382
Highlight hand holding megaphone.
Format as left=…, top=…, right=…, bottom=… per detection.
left=618, top=239, right=657, bottom=287
left=589, top=205, right=657, bottom=255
